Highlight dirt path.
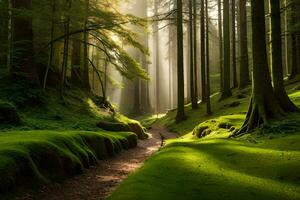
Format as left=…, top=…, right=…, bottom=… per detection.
left=19, top=126, right=177, bottom=200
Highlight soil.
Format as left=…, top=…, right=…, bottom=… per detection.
left=18, top=126, right=177, bottom=200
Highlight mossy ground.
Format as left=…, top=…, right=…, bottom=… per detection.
left=0, top=88, right=142, bottom=199
left=108, top=84, right=300, bottom=200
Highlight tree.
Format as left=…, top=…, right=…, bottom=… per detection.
left=233, top=0, right=287, bottom=136
left=11, top=0, right=39, bottom=84
left=189, top=0, right=197, bottom=109
left=269, top=0, right=298, bottom=111
left=200, top=0, right=207, bottom=102
left=221, top=0, right=232, bottom=99
left=176, top=0, right=186, bottom=123
left=205, top=0, right=211, bottom=115
left=231, top=0, right=238, bottom=88
left=218, top=0, right=224, bottom=93
left=82, top=0, right=91, bottom=90
left=238, top=0, right=250, bottom=88
left=193, top=0, right=199, bottom=108
left=0, top=0, right=9, bottom=69
left=154, top=0, right=160, bottom=114
left=60, top=0, right=72, bottom=97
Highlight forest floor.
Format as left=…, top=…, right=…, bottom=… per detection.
left=108, top=84, right=300, bottom=200
left=17, top=126, right=177, bottom=200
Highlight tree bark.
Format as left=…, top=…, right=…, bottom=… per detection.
left=205, top=0, right=212, bottom=115
left=221, top=0, right=232, bottom=99
left=154, top=0, right=160, bottom=114
left=11, top=0, right=39, bottom=84
left=71, top=37, right=82, bottom=86
left=82, top=0, right=91, bottom=90
left=218, top=0, right=224, bottom=93
left=176, top=0, right=186, bottom=123
left=0, top=0, right=9, bottom=69
left=289, top=0, right=300, bottom=79
left=231, top=0, right=238, bottom=88
left=189, top=0, right=197, bottom=109
left=193, top=0, right=199, bottom=108
left=200, top=0, right=207, bottom=102
left=269, top=0, right=298, bottom=112
left=238, top=0, right=250, bottom=88
left=233, top=0, right=285, bottom=136
left=60, top=0, right=71, bottom=97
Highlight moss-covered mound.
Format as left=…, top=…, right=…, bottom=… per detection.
left=0, top=102, right=20, bottom=124
left=0, top=130, right=137, bottom=198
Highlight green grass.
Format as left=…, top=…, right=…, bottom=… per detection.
left=108, top=134, right=300, bottom=200
left=0, top=87, right=145, bottom=199
left=108, top=84, right=300, bottom=200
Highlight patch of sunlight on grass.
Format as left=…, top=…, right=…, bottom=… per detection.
left=109, top=135, right=300, bottom=200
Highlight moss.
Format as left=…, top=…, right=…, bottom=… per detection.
left=0, top=130, right=137, bottom=198
left=0, top=101, right=21, bottom=125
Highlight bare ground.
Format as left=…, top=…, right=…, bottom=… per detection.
left=18, top=126, right=177, bottom=200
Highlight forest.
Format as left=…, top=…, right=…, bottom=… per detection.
left=0, top=0, right=300, bottom=199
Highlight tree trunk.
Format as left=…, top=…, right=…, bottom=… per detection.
left=154, top=0, right=160, bottom=114
left=60, top=0, right=71, bottom=97
left=82, top=0, right=91, bottom=90
left=218, top=0, right=224, bottom=93
left=205, top=0, right=212, bottom=115
left=200, top=0, right=207, bottom=102
left=238, top=0, right=250, bottom=88
left=289, top=0, right=300, bottom=79
left=231, top=0, right=238, bottom=88
left=176, top=0, right=186, bottom=123
left=140, top=0, right=152, bottom=113
left=0, top=0, right=9, bottom=69
left=193, top=0, right=198, bottom=108
left=269, top=0, right=298, bottom=111
left=221, top=0, right=232, bottom=99
left=11, top=0, right=39, bottom=83
left=189, top=0, right=196, bottom=109
left=71, top=37, right=82, bottom=86
left=233, top=0, right=285, bottom=136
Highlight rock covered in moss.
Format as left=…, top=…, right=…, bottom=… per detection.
left=96, top=120, right=148, bottom=140
left=127, top=121, right=148, bottom=139
left=97, top=121, right=131, bottom=132
left=0, top=102, right=21, bottom=124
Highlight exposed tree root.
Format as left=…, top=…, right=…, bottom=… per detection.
left=230, top=97, right=286, bottom=137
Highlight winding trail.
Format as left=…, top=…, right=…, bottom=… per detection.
left=19, top=126, right=177, bottom=200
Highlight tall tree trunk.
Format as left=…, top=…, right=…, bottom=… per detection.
left=189, top=0, right=197, bottom=109
left=82, top=0, right=90, bottom=90
left=193, top=0, right=198, bottom=108
left=176, top=0, right=186, bottom=123
left=233, top=0, right=285, bottom=136
left=231, top=0, right=238, bottom=88
left=218, top=0, right=224, bottom=93
left=154, top=0, right=160, bottom=114
left=43, top=0, right=56, bottom=89
left=0, top=0, right=9, bottom=69
left=200, top=0, right=207, bottom=102
left=289, top=0, right=299, bottom=79
left=71, top=37, right=82, bottom=86
left=269, top=0, right=298, bottom=111
left=205, top=0, right=211, bottom=115
left=221, top=0, right=232, bottom=99
left=11, top=0, right=39, bottom=83
left=284, top=0, right=290, bottom=76
left=140, top=0, right=152, bottom=113
left=60, top=0, right=71, bottom=97
left=238, top=0, right=250, bottom=88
